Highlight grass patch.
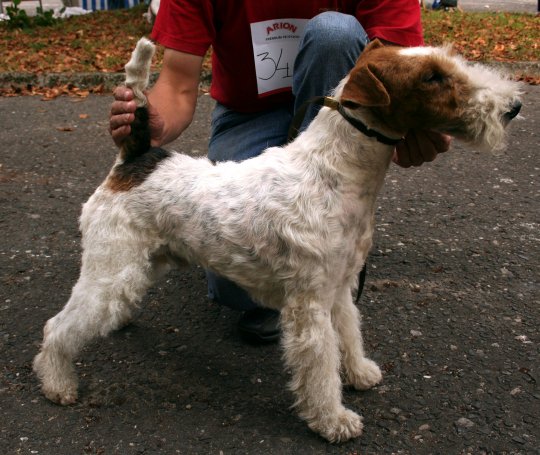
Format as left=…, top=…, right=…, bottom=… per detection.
left=422, top=9, right=539, bottom=62
left=0, top=5, right=155, bottom=73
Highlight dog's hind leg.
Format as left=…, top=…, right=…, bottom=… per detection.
left=33, top=246, right=168, bottom=405
left=281, top=295, right=363, bottom=443
left=332, top=286, right=382, bottom=391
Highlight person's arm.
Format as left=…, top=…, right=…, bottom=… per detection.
left=109, top=48, right=204, bottom=148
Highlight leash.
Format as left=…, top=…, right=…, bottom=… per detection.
left=287, top=96, right=403, bottom=145
left=355, top=263, right=367, bottom=304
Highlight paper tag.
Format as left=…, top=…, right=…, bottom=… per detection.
left=250, top=18, right=309, bottom=97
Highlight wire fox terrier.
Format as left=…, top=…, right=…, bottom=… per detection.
left=33, top=38, right=521, bottom=442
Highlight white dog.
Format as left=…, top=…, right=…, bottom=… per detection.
left=33, top=38, right=521, bottom=442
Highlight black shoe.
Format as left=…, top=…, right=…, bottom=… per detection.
left=237, top=307, right=280, bottom=344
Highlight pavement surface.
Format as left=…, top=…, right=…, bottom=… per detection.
left=1, top=82, right=539, bottom=454
left=457, top=0, right=537, bottom=13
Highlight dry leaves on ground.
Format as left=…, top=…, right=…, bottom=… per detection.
left=0, top=83, right=106, bottom=99
left=0, top=6, right=538, bottom=92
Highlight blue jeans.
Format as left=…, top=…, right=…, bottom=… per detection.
left=207, top=12, right=370, bottom=310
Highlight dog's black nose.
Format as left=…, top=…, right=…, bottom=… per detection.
left=504, top=100, right=522, bottom=121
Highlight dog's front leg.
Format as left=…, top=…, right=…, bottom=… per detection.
left=281, top=296, right=363, bottom=442
left=332, top=286, right=382, bottom=390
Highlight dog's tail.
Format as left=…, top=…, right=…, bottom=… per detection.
left=121, top=37, right=156, bottom=161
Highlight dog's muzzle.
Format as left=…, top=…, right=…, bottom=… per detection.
left=504, top=100, right=522, bottom=122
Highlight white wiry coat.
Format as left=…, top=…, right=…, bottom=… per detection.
left=34, top=38, right=521, bottom=442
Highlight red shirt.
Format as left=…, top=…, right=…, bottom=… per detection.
left=152, top=0, right=424, bottom=112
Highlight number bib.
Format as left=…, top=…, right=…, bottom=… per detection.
left=250, top=18, right=309, bottom=97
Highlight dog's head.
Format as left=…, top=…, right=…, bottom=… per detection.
left=339, top=40, right=522, bottom=151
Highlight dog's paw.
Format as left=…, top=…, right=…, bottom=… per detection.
left=42, top=385, right=78, bottom=405
left=346, top=357, right=383, bottom=391
left=33, top=352, right=78, bottom=405
left=310, top=408, right=364, bottom=443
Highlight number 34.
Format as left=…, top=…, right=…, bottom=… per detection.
left=256, top=49, right=292, bottom=81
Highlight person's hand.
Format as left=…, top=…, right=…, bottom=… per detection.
left=393, top=130, right=452, bottom=167
left=109, top=86, right=165, bottom=148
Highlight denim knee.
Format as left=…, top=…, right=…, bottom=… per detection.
left=293, top=12, right=369, bottom=126
left=302, top=11, right=368, bottom=57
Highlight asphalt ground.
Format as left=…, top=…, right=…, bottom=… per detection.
left=1, top=79, right=539, bottom=454
left=1, top=3, right=538, bottom=453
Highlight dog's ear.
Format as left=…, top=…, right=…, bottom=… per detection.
left=341, top=63, right=391, bottom=108
left=443, top=43, right=458, bottom=56
left=363, top=39, right=385, bottom=53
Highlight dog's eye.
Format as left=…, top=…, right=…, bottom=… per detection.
left=424, top=72, right=445, bottom=84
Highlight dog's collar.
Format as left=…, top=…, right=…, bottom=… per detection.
left=288, top=96, right=403, bottom=146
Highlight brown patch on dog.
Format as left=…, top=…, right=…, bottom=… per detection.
left=106, top=147, right=171, bottom=192
left=105, top=105, right=171, bottom=192
left=341, top=64, right=390, bottom=108
left=342, top=42, right=473, bottom=136
left=342, top=40, right=390, bottom=108
left=119, top=107, right=152, bottom=162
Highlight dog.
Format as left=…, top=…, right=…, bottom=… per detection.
left=33, top=38, right=521, bottom=442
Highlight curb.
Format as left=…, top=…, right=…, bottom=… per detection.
left=483, top=61, right=540, bottom=77
left=0, top=70, right=213, bottom=91
left=0, top=63, right=538, bottom=91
